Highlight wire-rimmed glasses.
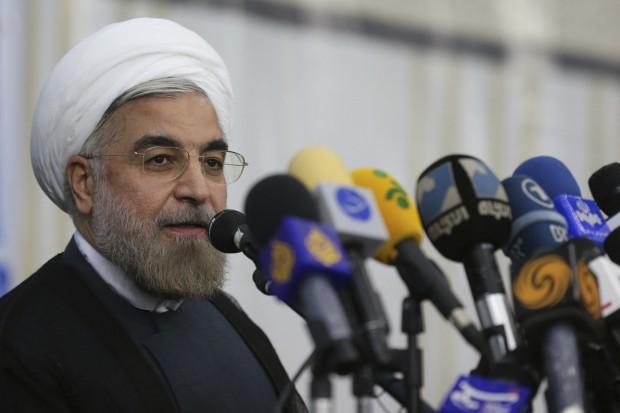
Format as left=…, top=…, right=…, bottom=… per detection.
left=83, top=147, right=248, bottom=184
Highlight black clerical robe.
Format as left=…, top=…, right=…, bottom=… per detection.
left=0, top=240, right=306, bottom=412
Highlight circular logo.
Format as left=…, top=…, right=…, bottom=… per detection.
left=305, top=227, right=341, bottom=266
left=521, top=178, right=554, bottom=208
left=336, top=188, right=371, bottom=221
left=513, top=254, right=571, bottom=310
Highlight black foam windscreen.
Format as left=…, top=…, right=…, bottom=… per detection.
left=208, top=209, right=246, bottom=253
left=589, top=162, right=620, bottom=217
left=244, top=174, right=320, bottom=247
left=415, top=154, right=512, bottom=261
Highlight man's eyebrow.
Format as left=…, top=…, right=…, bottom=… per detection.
left=133, top=135, right=181, bottom=152
left=201, top=139, right=228, bottom=152
left=132, top=135, right=228, bottom=152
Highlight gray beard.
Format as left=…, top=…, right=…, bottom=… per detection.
left=90, top=183, right=226, bottom=300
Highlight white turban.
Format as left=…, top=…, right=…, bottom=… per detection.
left=31, top=17, right=233, bottom=213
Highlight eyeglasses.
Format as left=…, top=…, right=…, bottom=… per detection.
left=83, top=147, right=248, bottom=185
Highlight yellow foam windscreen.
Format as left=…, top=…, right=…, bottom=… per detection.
left=351, top=168, right=423, bottom=263
left=288, top=146, right=353, bottom=189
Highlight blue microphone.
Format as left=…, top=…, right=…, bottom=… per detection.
left=514, top=156, right=609, bottom=247
left=501, top=175, right=569, bottom=273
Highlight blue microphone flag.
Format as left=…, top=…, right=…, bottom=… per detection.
left=440, top=374, right=531, bottom=413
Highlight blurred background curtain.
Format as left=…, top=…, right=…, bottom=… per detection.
left=1, top=0, right=619, bottom=411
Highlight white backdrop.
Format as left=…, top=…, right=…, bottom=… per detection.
left=3, top=0, right=620, bottom=411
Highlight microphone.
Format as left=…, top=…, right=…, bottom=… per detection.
left=501, top=175, right=569, bottom=273
left=589, top=162, right=620, bottom=264
left=510, top=238, right=603, bottom=413
left=502, top=173, right=611, bottom=411
left=209, top=209, right=257, bottom=257
left=589, top=162, right=620, bottom=217
left=513, top=157, right=620, bottom=334
left=289, top=146, right=391, bottom=365
left=416, top=154, right=520, bottom=362
left=289, top=146, right=388, bottom=257
left=514, top=156, right=609, bottom=247
left=351, top=167, right=488, bottom=356
left=244, top=174, right=359, bottom=373
left=208, top=209, right=272, bottom=295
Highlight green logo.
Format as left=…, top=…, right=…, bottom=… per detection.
left=373, top=169, right=409, bottom=209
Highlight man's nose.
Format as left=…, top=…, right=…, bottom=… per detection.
left=172, top=157, right=213, bottom=205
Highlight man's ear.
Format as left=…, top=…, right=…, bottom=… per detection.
left=66, top=155, right=96, bottom=215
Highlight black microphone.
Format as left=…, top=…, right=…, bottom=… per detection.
left=209, top=209, right=257, bottom=258
left=589, top=162, right=620, bottom=264
left=351, top=167, right=489, bottom=357
left=416, top=154, right=521, bottom=363
left=208, top=209, right=272, bottom=295
left=244, top=174, right=359, bottom=374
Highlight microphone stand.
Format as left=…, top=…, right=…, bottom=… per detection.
left=353, top=366, right=375, bottom=413
left=310, top=369, right=332, bottom=413
left=402, top=296, right=424, bottom=413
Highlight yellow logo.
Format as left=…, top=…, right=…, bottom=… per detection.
left=513, top=254, right=571, bottom=310
left=577, top=260, right=601, bottom=319
left=305, top=227, right=341, bottom=266
left=271, top=241, right=295, bottom=283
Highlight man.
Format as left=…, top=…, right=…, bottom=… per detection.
left=0, top=18, right=305, bottom=412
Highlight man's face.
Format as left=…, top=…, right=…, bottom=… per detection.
left=89, top=92, right=228, bottom=299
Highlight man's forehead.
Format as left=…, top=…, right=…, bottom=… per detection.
left=132, top=135, right=228, bottom=152
left=108, top=93, right=226, bottom=151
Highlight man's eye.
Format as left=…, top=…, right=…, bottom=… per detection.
left=145, top=154, right=177, bottom=170
left=203, top=157, right=224, bottom=170
left=149, top=155, right=171, bottom=165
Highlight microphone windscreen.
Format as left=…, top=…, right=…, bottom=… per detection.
left=588, top=162, right=620, bottom=217
left=351, top=168, right=423, bottom=263
left=208, top=209, right=246, bottom=253
left=502, top=175, right=568, bottom=269
left=416, top=154, right=511, bottom=261
left=288, top=146, right=353, bottom=189
left=514, top=156, right=581, bottom=198
left=244, top=174, right=320, bottom=247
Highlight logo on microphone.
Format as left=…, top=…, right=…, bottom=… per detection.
left=449, top=380, right=520, bottom=411
left=513, top=254, right=571, bottom=310
left=417, top=162, right=461, bottom=224
left=336, top=188, right=371, bottom=221
left=549, top=224, right=569, bottom=243
left=573, top=198, right=603, bottom=226
left=521, top=178, right=554, bottom=208
left=270, top=241, right=295, bottom=283
left=305, top=227, right=341, bottom=266
left=372, top=169, right=411, bottom=209
left=442, top=375, right=530, bottom=413
left=460, top=158, right=508, bottom=202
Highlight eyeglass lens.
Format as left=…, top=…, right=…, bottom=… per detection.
left=140, top=147, right=245, bottom=184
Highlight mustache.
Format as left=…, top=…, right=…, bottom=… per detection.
left=155, top=208, right=216, bottom=228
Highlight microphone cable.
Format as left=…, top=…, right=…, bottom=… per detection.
left=272, top=347, right=318, bottom=413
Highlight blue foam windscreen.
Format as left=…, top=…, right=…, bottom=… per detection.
left=514, top=156, right=581, bottom=198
